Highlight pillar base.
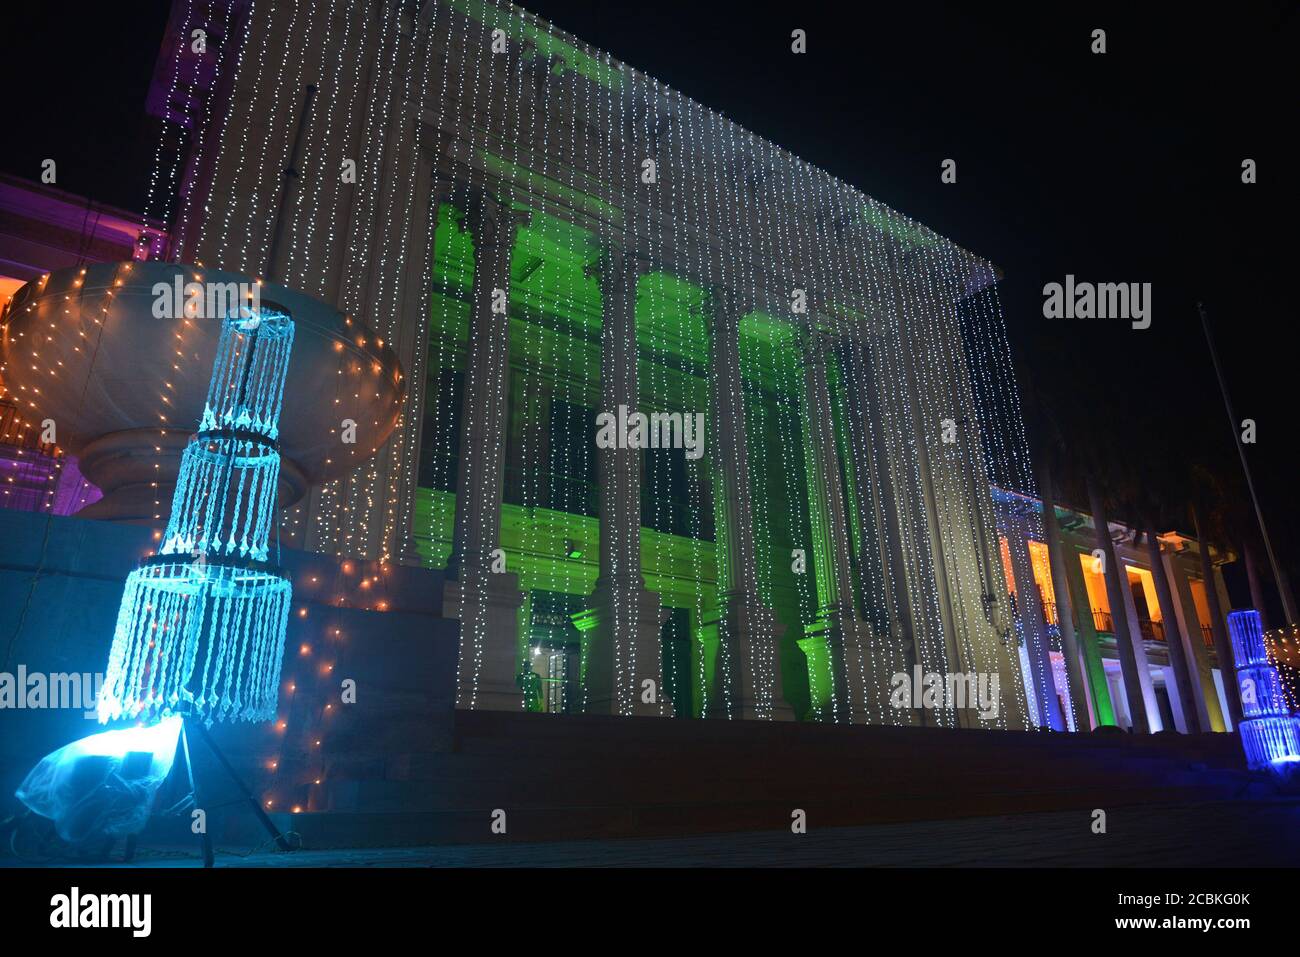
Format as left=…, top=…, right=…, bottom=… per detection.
left=578, top=580, right=668, bottom=716
left=445, top=569, right=525, bottom=711
left=808, top=608, right=870, bottom=725
left=706, top=596, right=794, bottom=721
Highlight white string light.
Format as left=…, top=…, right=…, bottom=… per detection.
left=136, top=0, right=1047, bottom=732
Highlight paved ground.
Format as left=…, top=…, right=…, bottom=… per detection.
left=11, top=799, right=1298, bottom=867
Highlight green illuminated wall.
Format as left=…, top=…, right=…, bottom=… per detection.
left=447, top=1, right=625, bottom=91
left=417, top=200, right=832, bottom=719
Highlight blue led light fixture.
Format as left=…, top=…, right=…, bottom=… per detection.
left=98, top=305, right=295, bottom=727
left=1227, top=609, right=1300, bottom=769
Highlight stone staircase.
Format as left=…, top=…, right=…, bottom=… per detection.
left=204, top=710, right=1258, bottom=849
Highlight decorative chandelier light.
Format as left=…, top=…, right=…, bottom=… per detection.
left=1227, top=609, right=1300, bottom=770
left=98, top=305, right=296, bottom=727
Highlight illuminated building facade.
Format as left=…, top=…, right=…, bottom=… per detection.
left=0, top=0, right=1243, bottom=732
left=992, top=489, right=1238, bottom=734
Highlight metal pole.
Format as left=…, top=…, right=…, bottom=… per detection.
left=1197, top=301, right=1297, bottom=624
left=193, top=720, right=296, bottom=852
left=180, top=718, right=215, bottom=867
left=264, top=84, right=318, bottom=283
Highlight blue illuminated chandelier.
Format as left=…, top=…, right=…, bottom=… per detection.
left=1227, top=609, right=1300, bottom=770
left=98, top=305, right=295, bottom=727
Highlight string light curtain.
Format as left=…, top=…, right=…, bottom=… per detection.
left=159, top=0, right=1046, bottom=725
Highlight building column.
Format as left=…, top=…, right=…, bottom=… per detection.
left=1037, top=471, right=1095, bottom=729
left=892, top=280, right=969, bottom=726
left=445, top=189, right=528, bottom=711
left=1007, top=513, right=1066, bottom=730
left=584, top=245, right=667, bottom=716
left=1163, top=552, right=1222, bottom=731
left=1191, top=510, right=1243, bottom=728
left=1207, top=546, right=1244, bottom=728
left=838, top=334, right=916, bottom=725
left=799, top=327, right=868, bottom=724
left=1060, top=540, right=1116, bottom=727
left=1146, top=532, right=1204, bottom=733
left=1114, top=549, right=1163, bottom=732
left=1088, top=481, right=1159, bottom=732
left=706, top=286, right=791, bottom=720
left=394, top=163, right=446, bottom=567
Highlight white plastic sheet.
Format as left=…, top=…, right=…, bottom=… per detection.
left=16, top=717, right=183, bottom=843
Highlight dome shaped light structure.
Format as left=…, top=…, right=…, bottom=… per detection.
left=0, top=261, right=404, bottom=527
left=98, top=303, right=295, bottom=727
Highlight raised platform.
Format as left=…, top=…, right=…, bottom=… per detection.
left=0, top=510, right=1282, bottom=866
left=41, top=799, right=1300, bottom=867
left=172, top=707, right=1268, bottom=853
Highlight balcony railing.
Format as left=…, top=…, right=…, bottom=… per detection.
left=1034, top=600, right=1215, bottom=650
left=1041, top=600, right=1058, bottom=626
left=1136, top=618, right=1166, bottom=642
left=1090, top=608, right=1166, bottom=642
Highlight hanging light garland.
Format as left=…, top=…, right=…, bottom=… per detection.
left=1263, top=623, right=1300, bottom=714
left=133, top=0, right=1051, bottom=732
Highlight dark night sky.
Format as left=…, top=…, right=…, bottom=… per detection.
left=3, top=2, right=1297, bottom=593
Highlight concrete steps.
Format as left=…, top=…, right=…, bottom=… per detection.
left=250, top=710, right=1261, bottom=848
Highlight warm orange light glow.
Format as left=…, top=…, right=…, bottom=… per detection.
left=1125, top=565, right=1162, bottom=622
left=998, top=537, right=1016, bottom=596
left=1079, top=552, right=1110, bottom=615
left=1027, top=540, right=1057, bottom=622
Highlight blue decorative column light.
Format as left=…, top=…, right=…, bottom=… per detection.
left=98, top=305, right=295, bottom=727
left=1227, top=609, right=1300, bottom=770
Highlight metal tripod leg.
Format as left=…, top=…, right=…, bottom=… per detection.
left=178, top=719, right=215, bottom=868
left=191, top=719, right=294, bottom=852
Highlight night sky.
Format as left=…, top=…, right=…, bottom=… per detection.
left=3, top=2, right=1297, bottom=597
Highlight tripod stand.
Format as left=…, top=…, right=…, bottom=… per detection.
left=127, top=716, right=298, bottom=868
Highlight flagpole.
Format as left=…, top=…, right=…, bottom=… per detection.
left=1198, top=301, right=1297, bottom=624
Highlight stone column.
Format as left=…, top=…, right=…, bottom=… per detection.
left=1088, top=480, right=1157, bottom=732
left=706, top=285, right=791, bottom=720
left=1006, top=513, right=1066, bottom=730
left=1060, top=539, right=1117, bottom=727
left=1205, top=543, right=1244, bottom=727
left=798, top=326, right=868, bottom=724
left=1165, top=552, right=1226, bottom=731
left=1189, top=508, right=1242, bottom=728
left=584, top=245, right=667, bottom=716
left=1036, top=469, right=1094, bottom=729
left=892, top=281, right=967, bottom=724
left=445, top=189, right=528, bottom=711
left=1110, top=544, right=1162, bottom=731
left=1146, top=531, right=1204, bottom=733
left=838, top=334, right=915, bottom=725
left=391, top=158, right=441, bottom=567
